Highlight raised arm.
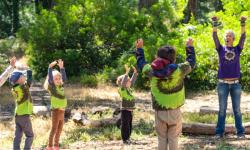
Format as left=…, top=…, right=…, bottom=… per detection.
left=48, top=61, right=57, bottom=85
left=135, top=39, right=147, bottom=71
left=179, top=38, right=196, bottom=76
left=130, top=66, right=138, bottom=86
left=186, top=38, right=196, bottom=69
left=238, top=16, right=247, bottom=50
left=121, top=65, right=130, bottom=87
left=26, top=69, right=32, bottom=87
left=58, top=59, right=67, bottom=82
left=212, top=16, right=221, bottom=50
left=0, top=57, right=16, bottom=87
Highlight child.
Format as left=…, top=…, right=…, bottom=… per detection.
left=0, top=57, right=16, bottom=87
left=212, top=16, right=247, bottom=138
left=44, top=59, right=67, bottom=150
left=9, top=66, right=34, bottom=150
left=135, top=38, right=196, bottom=150
left=116, top=64, right=138, bottom=144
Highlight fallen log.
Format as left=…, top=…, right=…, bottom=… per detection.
left=182, top=122, right=250, bottom=135
left=72, top=112, right=120, bottom=127
left=199, top=106, right=250, bottom=115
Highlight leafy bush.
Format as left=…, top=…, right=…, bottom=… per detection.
left=18, top=0, right=180, bottom=80
left=70, top=74, right=98, bottom=87
left=16, top=0, right=250, bottom=90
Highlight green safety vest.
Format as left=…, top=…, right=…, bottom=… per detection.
left=12, top=84, right=33, bottom=115
left=48, top=85, right=67, bottom=109
left=143, top=64, right=185, bottom=109
left=118, top=87, right=134, bottom=101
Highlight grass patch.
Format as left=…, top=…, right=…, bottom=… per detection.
left=63, top=118, right=155, bottom=145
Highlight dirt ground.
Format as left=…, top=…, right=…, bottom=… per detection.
left=1, top=85, right=250, bottom=150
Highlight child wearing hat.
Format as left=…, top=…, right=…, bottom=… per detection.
left=44, top=59, right=67, bottom=150
left=0, top=57, right=16, bottom=87
left=9, top=66, right=34, bottom=150
left=135, top=38, right=196, bottom=150
left=116, top=64, right=138, bottom=144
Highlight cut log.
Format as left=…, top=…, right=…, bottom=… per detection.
left=33, top=105, right=50, bottom=116
left=91, top=106, right=110, bottom=116
left=0, top=112, right=13, bottom=121
left=199, top=106, right=250, bottom=115
left=72, top=112, right=89, bottom=126
left=73, top=110, right=120, bottom=127
left=182, top=122, right=250, bottom=135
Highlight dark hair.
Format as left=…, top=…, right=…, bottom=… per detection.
left=157, top=46, right=176, bottom=63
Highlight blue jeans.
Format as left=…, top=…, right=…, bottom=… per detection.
left=216, top=82, right=245, bottom=135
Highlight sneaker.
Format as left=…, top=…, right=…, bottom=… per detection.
left=215, top=134, right=224, bottom=139
left=237, top=134, right=245, bottom=139
left=123, top=140, right=132, bottom=145
left=46, top=147, right=53, bottom=150
left=54, top=146, right=60, bottom=150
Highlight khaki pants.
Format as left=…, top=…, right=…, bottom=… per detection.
left=155, top=108, right=182, bottom=150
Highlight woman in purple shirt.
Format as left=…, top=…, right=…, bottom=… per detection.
left=212, top=16, right=247, bottom=139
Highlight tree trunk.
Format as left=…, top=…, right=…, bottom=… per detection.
left=214, top=0, right=223, bottom=11
left=182, top=0, right=197, bottom=23
left=12, top=0, right=19, bottom=33
left=42, top=0, right=53, bottom=10
left=138, top=0, right=158, bottom=11
left=2, top=0, right=12, bottom=15
left=35, top=0, right=40, bottom=14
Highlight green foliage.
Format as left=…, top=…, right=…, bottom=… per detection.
left=14, top=0, right=250, bottom=90
left=70, top=74, right=98, bottom=87
left=18, top=0, right=181, bottom=80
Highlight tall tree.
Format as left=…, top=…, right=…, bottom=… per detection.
left=182, top=0, right=197, bottom=23
left=12, top=0, right=20, bottom=33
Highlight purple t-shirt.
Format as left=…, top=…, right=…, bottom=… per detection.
left=213, top=32, right=246, bottom=79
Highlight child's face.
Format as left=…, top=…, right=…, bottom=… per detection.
left=53, top=74, right=62, bottom=86
left=17, top=75, right=26, bottom=85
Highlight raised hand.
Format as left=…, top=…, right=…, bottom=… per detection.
left=57, top=59, right=64, bottom=69
left=211, top=16, right=219, bottom=28
left=240, top=16, right=247, bottom=26
left=9, top=57, right=16, bottom=67
left=211, top=16, right=218, bottom=22
left=135, top=39, right=143, bottom=49
left=124, top=64, right=130, bottom=74
left=241, top=16, right=247, bottom=22
left=132, top=66, right=137, bottom=73
left=186, top=37, right=194, bottom=47
left=49, top=60, right=57, bottom=68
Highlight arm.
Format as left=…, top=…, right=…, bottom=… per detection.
left=135, top=39, right=147, bottom=71
left=48, top=60, right=57, bottom=85
left=238, top=16, right=247, bottom=50
left=130, top=66, right=138, bottom=86
left=0, top=66, right=15, bottom=87
left=26, top=69, right=32, bottom=87
left=58, top=59, right=67, bottom=82
left=179, top=38, right=196, bottom=76
left=60, top=68, right=67, bottom=82
left=0, top=57, right=16, bottom=87
left=121, top=65, right=130, bottom=87
left=48, top=67, right=54, bottom=85
left=212, top=16, right=221, bottom=50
